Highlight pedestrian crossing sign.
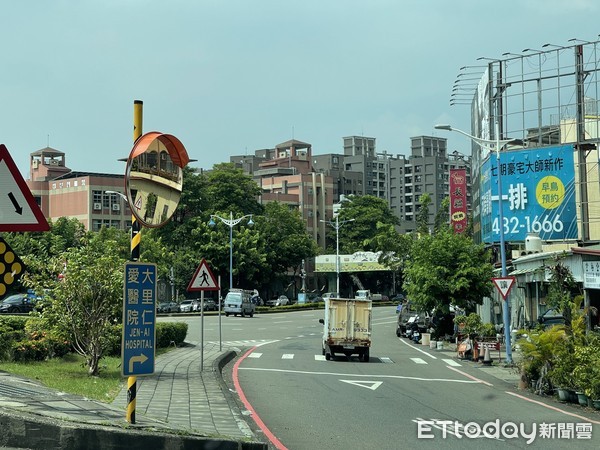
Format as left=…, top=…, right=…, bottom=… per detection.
left=187, top=258, right=219, bottom=291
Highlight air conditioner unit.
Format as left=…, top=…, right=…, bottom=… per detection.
left=112, top=203, right=120, bottom=211
left=93, top=203, right=102, bottom=210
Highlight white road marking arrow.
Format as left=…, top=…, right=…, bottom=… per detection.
left=339, top=380, right=382, bottom=390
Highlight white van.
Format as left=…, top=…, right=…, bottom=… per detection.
left=223, top=289, right=255, bottom=317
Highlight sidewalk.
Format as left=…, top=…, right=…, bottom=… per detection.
left=431, top=340, right=523, bottom=384
left=0, top=341, right=266, bottom=449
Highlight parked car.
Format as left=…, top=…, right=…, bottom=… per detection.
left=0, top=294, right=36, bottom=314
left=266, top=295, right=290, bottom=307
left=201, top=299, right=217, bottom=311
left=538, top=308, right=565, bottom=327
left=179, top=300, right=199, bottom=312
left=158, top=301, right=180, bottom=313
left=307, top=294, right=323, bottom=303
left=391, top=294, right=405, bottom=303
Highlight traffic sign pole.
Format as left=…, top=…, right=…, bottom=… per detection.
left=126, top=100, right=143, bottom=425
left=187, top=259, right=219, bottom=372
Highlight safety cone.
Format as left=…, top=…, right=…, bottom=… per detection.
left=482, top=347, right=492, bottom=366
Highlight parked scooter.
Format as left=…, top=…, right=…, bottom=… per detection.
left=407, top=321, right=421, bottom=343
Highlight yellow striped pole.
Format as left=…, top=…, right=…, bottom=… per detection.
left=126, top=99, right=143, bottom=424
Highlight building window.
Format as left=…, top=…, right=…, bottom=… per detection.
left=93, top=191, right=102, bottom=204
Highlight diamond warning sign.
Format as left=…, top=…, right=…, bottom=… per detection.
left=187, top=258, right=219, bottom=292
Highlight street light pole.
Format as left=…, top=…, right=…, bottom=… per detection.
left=208, top=212, right=254, bottom=290
left=321, top=215, right=355, bottom=295
left=435, top=122, right=520, bottom=364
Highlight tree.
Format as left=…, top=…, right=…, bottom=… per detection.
left=254, top=202, right=319, bottom=295
left=416, top=193, right=431, bottom=236
left=335, top=195, right=400, bottom=254
left=148, top=163, right=265, bottom=293
left=433, top=197, right=450, bottom=234
left=546, top=256, right=580, bottom=328
left=403, top=227, right=493, bottom=313
left=39, top=232, right=126, bottom=375
left=204, top=163, right=263, bottom=215
left=4, top=217, right=88, bottom=294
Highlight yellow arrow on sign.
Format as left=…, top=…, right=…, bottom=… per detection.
left=128, top=353, right=148, bottom=373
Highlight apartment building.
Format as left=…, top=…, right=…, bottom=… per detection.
left=389, top=136, right=472, bottom=234
left=26, top=147, right=131, bottom=231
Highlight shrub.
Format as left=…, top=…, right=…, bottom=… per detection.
left=103, top=323, right=122, bottom=357
left=0, top=317, right=29, bottom=361
left=516, top=326, right=566, bottom=394
left=479, top=323, right=497, bottom=338
left=0, top=316, right=29, bottom=331
left=12, top=339, right=48, bottom=362
left=156, top=322, right=188, bottom=348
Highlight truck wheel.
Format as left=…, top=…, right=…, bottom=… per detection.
left=241, top=310, right=246, bottom=317
left=362, top=349, right=370, bottom=362
left=225, top=312, right=229, bottom=317
left=249, top=310, right=254, bottom=318
left=325, top=352, right=331, bottom=361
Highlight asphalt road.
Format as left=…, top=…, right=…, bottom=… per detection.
left=163, top=307, right=600, bottom=449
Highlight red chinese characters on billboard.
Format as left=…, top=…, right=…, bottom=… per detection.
left=450, top=169, right=468, bottom=233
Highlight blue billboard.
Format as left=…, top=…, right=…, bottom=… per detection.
left=480, top=145, right=577, bottom=243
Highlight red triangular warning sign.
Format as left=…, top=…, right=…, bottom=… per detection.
left=0, top=145, right=49, bottom=232
left=187, top=258, right=220, bottom=292
left=492, top=276, right=516, bottom=300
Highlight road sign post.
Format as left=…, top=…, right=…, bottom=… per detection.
left=122, top=262, right=157, bottom=377
left=187, top=258, right=219, bottom=371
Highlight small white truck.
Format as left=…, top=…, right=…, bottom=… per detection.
left=319, top=297, right=372, bottom=362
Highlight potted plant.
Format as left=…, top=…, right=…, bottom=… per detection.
left=581, top=342, right=600, bottom=409
left=549, top=340, right=577, bottom=402
left=572, top=344, right=596, bottom=406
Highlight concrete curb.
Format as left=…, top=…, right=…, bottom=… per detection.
left=0, top=348, right=267, bottom=449
left=0, top=407, right=266, bottom=450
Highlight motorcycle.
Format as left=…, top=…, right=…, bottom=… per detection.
left=412, top=329, right=421, bottom=344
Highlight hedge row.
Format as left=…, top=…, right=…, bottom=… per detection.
left=0, top=316, right=188, bottom=362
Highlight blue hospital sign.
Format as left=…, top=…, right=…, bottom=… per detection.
left=481, top=145, right=578, bottom=243
left=122, top=262, right=156, bottom=377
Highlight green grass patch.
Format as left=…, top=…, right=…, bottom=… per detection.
left=0, top=353, right=124, bottom=402
left=0, top=347, right=176, bottom=403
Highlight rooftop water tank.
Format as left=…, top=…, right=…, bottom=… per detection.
left=525, top=233, right=542, bottom=253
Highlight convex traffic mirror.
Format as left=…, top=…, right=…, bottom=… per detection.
left=125, top=132, right=189, bottom=228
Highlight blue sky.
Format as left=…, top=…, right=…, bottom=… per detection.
left=2, top=1, right=599, bottom=178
